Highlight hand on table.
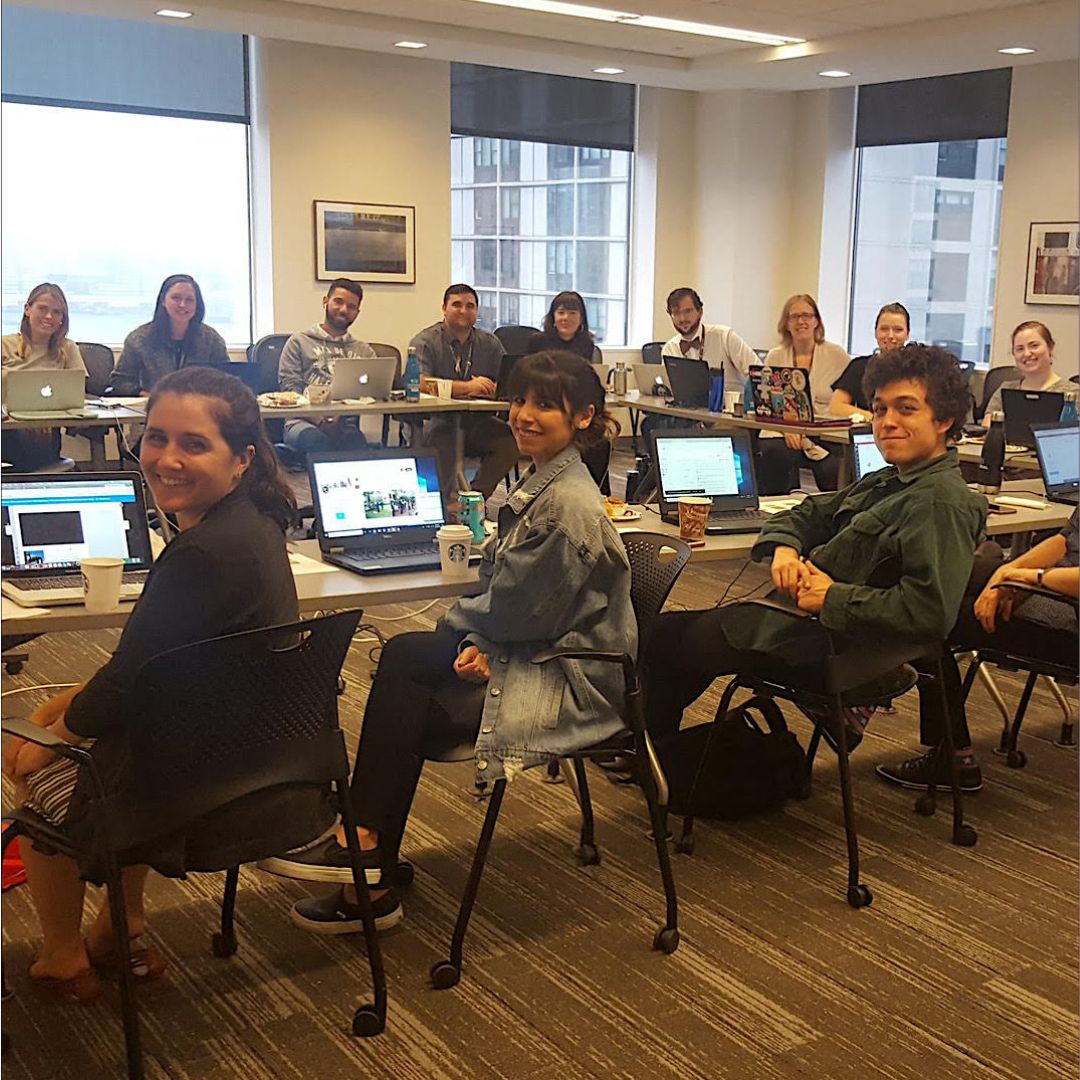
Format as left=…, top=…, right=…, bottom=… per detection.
left=771, top=546, right=812, bottom=600
left=795, top=561, right=834, bottom=614
left=465, top=376, right=497, bottom=399
left=783, top=432, right=803, bottom=451
left=454, top=645, right=492, bottom=683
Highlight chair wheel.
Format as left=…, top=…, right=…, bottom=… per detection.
left=577, top=843, right=600, bottom=866
left=394, top=860, right=415, bottom=888
left=351, top=1005, right=384, bottom=1037
left=430, top=960, right=460, bottom=990
left=542, top=771, right=565, bottom=785
left=653, top=927, right=680, bottom=954
left=953, top=823, right=978, bottom=847
left=211, top=932, right=237, bottom=958
left=674, top=834, right=695, bottom=855
left=846, top=884, right=873, bottom=909
left=1006, top=749, right=1027, bottom=769
left=914, top=793, right=936, bottom=817
left=4, top=662, right=24, bottom=676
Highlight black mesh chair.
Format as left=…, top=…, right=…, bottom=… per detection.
left=77, top=342, right=115, bottom=396
left=641, top=342, right=665, bottom=365
left=494, top=325, right=538, bottom=355
left=974, top=366, right=1014, bottom=422
left=674, top=598, right=975, bottom=908
left=959, top=583, right=1079, bottom=768
left=428, top=531, right=691, bottom=990
left=581, top=439, right=613, bottom=495
left=1, top=610, right=385, bottom=1080
left=247, top=333, right=298, bottom=463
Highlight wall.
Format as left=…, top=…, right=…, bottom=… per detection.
left=992, top=59, right=1079, bottom=376
left=251, top=39, right=451, bottom=357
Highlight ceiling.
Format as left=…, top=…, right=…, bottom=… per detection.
left=20, top=0, right=1080, bottom=90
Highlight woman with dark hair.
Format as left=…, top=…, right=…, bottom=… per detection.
left=3, top=368, right=328, bottom=1002
left=828, top=302, right=911, bottom=418
left=109, top=274, right=228, bottom=396
left=526, top=291, right=601, bottom=361
left=264, top=351, right=636, bottom=932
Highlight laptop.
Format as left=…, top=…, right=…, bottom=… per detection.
left=631, top=363, right=671, bottom=398
left=4, top=369, right=92, bottom=419
left=328, top=357, right=397, bottom=402
left=1030, top=421, right=1079, bottom=505
left=748, top=365, right=850, bottom=428
left=650, top=428, right=770, bottom=534
left=662, top=356, right=711, bottom=408
left=850, top=424, right=889, bottom=481
left=1, top=472, right=154, bottom=606
left=309, top=448, right=479, bottom=575
left=1001, top=388, right=1064, bottom=449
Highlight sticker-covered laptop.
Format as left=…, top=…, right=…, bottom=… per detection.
left=748, top=365, right=850, bottom=427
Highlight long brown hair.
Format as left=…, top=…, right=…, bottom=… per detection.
left=20, top=283, right=71, bottom=360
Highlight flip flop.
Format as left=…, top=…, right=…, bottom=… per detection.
left=29, top=965, right=104, bottom=1004
left=87, top=936, right=167, bottom=982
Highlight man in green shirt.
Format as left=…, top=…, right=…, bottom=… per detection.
left=643, top=343, right=987, bottom=788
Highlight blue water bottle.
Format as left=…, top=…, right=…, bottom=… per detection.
left=743, top=374, right=756, bottom=415
left=1061, top=389, right=1077, bottom=423
left=404, top=346, right=421, bottom=402
left=708, top=373, right=724, bottom=413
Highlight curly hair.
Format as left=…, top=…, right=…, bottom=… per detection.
left=862, top=343, right=971, bottom=440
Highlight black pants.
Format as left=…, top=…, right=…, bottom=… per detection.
left=756, top=437, right=840, bottom=494
left=348, top=628, right=484, bottom=864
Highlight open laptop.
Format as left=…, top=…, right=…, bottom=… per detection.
left=631, top=363, right=671, bottom=399
left=329, top=357, right=397, bottom=402
left=4, top=369, right=92, bottom=419
left=650, top=428, right=769, bottom=534
left=662, top=356, right=712, bottom=409
left=850, top=424, right=889, bottom=481
left=1001, top=388, right=1064, bottom=449
left=1, top=472, right=154, bottom=606
left=748, top=365, right=849, bottom=428
left=1031, top=421, right=1079, bottom=505
left=309, top=448, right=479, bottom=575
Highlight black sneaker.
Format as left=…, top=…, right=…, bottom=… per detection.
left=257, top=836, right=383, bottom=886
left=875, top=747, right=983, bottom=793
left=290, top=887, right=403, bottom=935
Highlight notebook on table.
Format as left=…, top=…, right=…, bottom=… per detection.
left=4, top=369, right=92, bottom=420
left=1030, top=421, right=1079, bottom=505
left=850, top=424, right=888, bottom=481
left=328, top=357, right=397, bottom=402
left=662, top=356, right=711, bottom=409
left=748, top=365, right=850, bottom=428
left=1001, top=388, right=1064, bottom=449
left=1, top=472, right=154, bottom=606
left=650, top=428, right=769, bottom=534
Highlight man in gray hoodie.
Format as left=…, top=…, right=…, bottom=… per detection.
left=278, top=278, right=376, bottom=453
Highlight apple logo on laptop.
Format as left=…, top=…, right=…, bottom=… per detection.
left=40, top=384, right=54, bottom=399
left=359, top=373, right=369, bottom=385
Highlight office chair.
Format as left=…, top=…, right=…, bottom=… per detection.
left=493, top=325, right=538, bottom=356
left=974, top=366, right=1013, bottom=422
left=370, top=342, right=418, bottom=448
left=641, top=342, right=665, bottom=365
left=77, top=343, right=115, bottom=396
left=249, top=334, right=302, bottom=469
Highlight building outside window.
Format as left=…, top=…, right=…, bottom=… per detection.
left=451, top=135, right=631, bottom=343
left=849, top=137, right=1006, bottom=365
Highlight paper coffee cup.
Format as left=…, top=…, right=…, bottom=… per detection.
left=436, top=524, right=473, bottom=580
left=81, top=556, right=125, bottom=613
left=677, top=497, right=712, bottom=542
left=307, top=384, right=331, bottom=405
left=723, top=390, right=741, bottom=414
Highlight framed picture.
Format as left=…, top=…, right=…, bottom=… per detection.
left=1025, top=222, right=1080, bottom=305
left=314, top=201, right=415, bottom=284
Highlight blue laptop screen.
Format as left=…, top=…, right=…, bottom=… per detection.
left=654, top=433, right=755, bottom=499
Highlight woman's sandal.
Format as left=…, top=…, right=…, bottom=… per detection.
left=87, top=935, right=167, bottom=982
left=29, top=965, right=104, bottom=1004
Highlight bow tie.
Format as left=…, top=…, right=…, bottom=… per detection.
left=680, top=337, right=703, bottom=355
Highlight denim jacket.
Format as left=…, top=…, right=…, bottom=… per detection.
left=439, top=446, right=637, bottom=783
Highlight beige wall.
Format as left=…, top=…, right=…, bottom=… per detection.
left=992, top=60, right=1079, bottom=377
left=251, top=39, right=451, bottom=357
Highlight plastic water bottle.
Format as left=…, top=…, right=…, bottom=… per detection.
left=404, top=346, right=421, bottom=402
left=743, top=374, right=756, bottom=415
left=1061, top=389, right=1078, bottom=423
left=977, top=410, right=1005, bottom=493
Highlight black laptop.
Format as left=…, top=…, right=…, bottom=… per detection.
left=495, top=354, right=523, bottom=401
left=662, top=356, right=712, bottom=409
left=650, top=428, right=770, bottom=534
left=1030, top=421, right=1079, bottom=505
left=1001, top=388, right=1064, bottom=449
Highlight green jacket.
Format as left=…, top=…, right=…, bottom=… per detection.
left=728, top=449, right=987, bottom=659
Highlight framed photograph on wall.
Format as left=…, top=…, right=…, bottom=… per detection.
left=1025, top=222, right=1080, bottom=305
left=314, top=201, right=416, bottom=284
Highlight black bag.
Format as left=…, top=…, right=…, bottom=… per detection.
left=658, top=695, right=807, bottom=820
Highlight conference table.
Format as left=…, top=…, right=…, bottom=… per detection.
left=1, top=401, right=150, bottom=470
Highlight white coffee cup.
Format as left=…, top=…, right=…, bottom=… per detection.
left=80, top=556, right=125, bottom=613
left=723, top=390, right=742, bottom=414
left=307, top=384, right=331, bottom=406
left=436, top=524, right=473, bottom=580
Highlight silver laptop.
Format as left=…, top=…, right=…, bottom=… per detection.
left=632, top=362, right=671, bottom=398
left=329, top=357, right=397, bottom=402
left=1, top=472, right=154, bottom=606
left=4, top=369, right=90, bottom=419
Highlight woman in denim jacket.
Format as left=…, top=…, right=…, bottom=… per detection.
left=270, top=351, right=637, bottom=933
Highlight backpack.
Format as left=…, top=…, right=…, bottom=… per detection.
left=657, top=695, right=808, bottom=820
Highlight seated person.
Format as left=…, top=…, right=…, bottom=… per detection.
left=3, top=367, right=331, bottom=1002
left=876, top=507, right=1078, bottom=791
left=642, top=344, right=986, bottom=760
left=829, top=302, right=910, bottom=419
left=277, top=278, right=374, bottom=454
left=1, top=282, right=87, bottom=470
left=411, top=283, right=520, bottom=516
left=526, top=291, right=601, bottom=360
left=259, top=353, right=636, bottom=932
left=982, top=320, right=1070, bottom=425
left=109, top=274, right=228, bottom=396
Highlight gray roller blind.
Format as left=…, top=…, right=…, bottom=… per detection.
left=856, top=69, right=1011, bottom=148
left=451, top=63, right=634, bottom=151
left=1, top=5, right=247, bottom=122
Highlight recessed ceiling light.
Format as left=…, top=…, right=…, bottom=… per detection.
left=998, top=46, right=1036, bottom=55
left=394, top=40, right=429, bottom=49
left=155, top=8, right=193, bottom=17
left=593, top=67, right=625, bottom=75
left=818, top=69, right=851, bottom=78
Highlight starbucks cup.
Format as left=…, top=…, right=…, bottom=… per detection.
left=80, top=556, right=125, bottom=613
left=436, top=524, right=473, bottom=580
left=677, top=497, right=712, bottom=542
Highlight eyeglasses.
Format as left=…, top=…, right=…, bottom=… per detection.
left=787, top=312, right=817, bottom=323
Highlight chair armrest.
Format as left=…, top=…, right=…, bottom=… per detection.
left=991, top=581, right=1078, bottom=609
left=531, top=647, right=637, bottom=690
left=2, top=715, right=65, bottom=748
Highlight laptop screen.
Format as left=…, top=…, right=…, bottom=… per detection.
left=1032, top=422, right=1080, bottom=493
left=851, top=426, right=888, bottom=481
left=653, top=431, right=756, bottom=505
left=1, top=474, right=152, bottom=574
left=310, top=452, right=444, bottom=541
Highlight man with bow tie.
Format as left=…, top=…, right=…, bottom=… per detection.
left=660, top=287, right=758, bottom=393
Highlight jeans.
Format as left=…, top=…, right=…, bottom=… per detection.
left=425, top=414, right=520, bottom=511
left=283, top=417, right=368, bottom=455
left=756, top=437, right=840, bottom=494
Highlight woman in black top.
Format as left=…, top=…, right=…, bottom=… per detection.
left=526, top=290, right=601, bottom=361
left=4, top=367, right=328, bottom=1002
left=828, top=302, right=910, bottom=418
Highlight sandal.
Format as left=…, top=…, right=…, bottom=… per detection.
left=87, top=935, right=167, bottom=982
left=29, top=965, right=104, bottom=1004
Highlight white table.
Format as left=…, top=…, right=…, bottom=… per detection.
left=1, top=402, right=148, bottom=470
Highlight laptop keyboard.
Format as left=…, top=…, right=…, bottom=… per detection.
left=709, top=509, right=770, bottom=523
left=369, top=543, right=438, bottom=560
left=14, top=571, right=150, bottom=591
